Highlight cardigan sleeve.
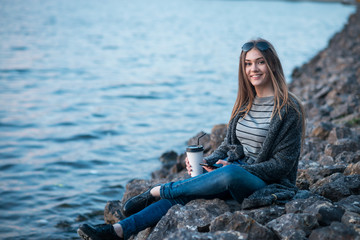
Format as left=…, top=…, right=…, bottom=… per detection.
left=241, top=105, right=302, bottom=183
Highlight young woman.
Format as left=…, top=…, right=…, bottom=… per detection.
left=77, top=38, right=305, bottom=240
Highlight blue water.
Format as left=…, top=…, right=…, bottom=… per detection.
left=0, top=0, right=355, bottom=239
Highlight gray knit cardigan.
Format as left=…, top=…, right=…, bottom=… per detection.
left=205, top=96, right=303, bottom=208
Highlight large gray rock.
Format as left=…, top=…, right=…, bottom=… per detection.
left=337, top=195, right=360, bottom=214
left=325, top=139, right=359, bottom=158
left=266, top=213, right=319, bottom=239
left=121, top=179, right=162, bottom=203
left=209, top=124, right=227, bottom=152
left=147, top=199, right=230, bottom=240
left=285, top=196, right=330, bottom=214
left=311, top=121, right=334, bottom=140
left=243, top=205, right=286, bottom=226
left=327, top=126, right=353, bottom=144
left=335, top=150, right=360, bottom=164
left=342, top=211, right=360, bottom=235
left=302, top=201, right=345, bottom=226
left=210, top=211, right=276, bottom=240
left=104, top=200, right=125, bottom=224
left=310, top=173, right=360, bottom=201
left=344, top=162, right=360, bottom=176
left=308, top=222, right=360, bottom=240
left=163, top=229, right=248, bottom=240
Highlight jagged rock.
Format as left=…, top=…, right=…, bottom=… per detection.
left=130, top=228, right=153, bottom=240
left=302, top=201, right=345, bottom=226
left=147, top=199, right=230, bottom=240
left=163, top=229, right=248, bottom=240
left=317, top=154, right=335, bottom=166
left=318, top=165, right=347, bottom=177
left=242, top=205, right=286, bottom=226
left=175, top=152, right=187, bottom=170
left=310, top=173, right=360, bottom=201
left=287, top=195, right=348, bottom=229
left=335, top=150, right=360, bottom=164
left=311, top=121, right=334, bottom=139
left=324, top=139, right=359, bottom=158
left=152, top=151, right=179, bottom=179
left=285, top=196, right=330, bottom=214
left=342, top=211, right=360, bottom=235
left=308, top=222, right=359, bottom=240
left=122, top=179, right=152, bottom=203
left=296, top=170, right=311, bottom=190
left=121, top=179, right=166, bottom=203
left=330, top=103, right=351, bottom=119
left=266, top=213, right=319, bottom=239
left=337, top=195, right=360, bottom=214
left=296, top=165, right=346, bottom=191
left=104, top=200, right=125, bottom=224
left=209, top=124, right=227, bottom=152
left=151, top=168, right=169, bottom=179
left=300, top=138, right=327, bottom=160
left=209, top=211, right=276, bottom=240
left=344, top=162, right=360, bottom=175
left=327, top=126, right=353, bottom=144
left=160, top=150, right=178, bottom=164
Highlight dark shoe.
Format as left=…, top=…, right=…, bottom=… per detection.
left=122, top=188, right=157, bottom=217
left=77, top=224, right=122, bottom=240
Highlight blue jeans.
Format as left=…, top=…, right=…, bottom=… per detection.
left=119, top=164, right=266, bottom=239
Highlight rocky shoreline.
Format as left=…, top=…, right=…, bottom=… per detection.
left=104, top=4, right=360, bottom=240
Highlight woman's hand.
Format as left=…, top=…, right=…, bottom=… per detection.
left=185, top=157, right=231, bottom=175
left=185, top=157, right=213, bottom=175
left=202, top=159, right=230, bottom=172
left=185, top=156, right=193, bottom=176
left=216, top=159, right=231, bottom=166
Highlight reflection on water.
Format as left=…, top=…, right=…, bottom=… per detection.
left=0, top=0, right=355, bottom=238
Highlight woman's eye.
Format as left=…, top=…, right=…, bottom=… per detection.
left=259, top=61, right=265, bottom=65
left=245, top=62, right=251, bottom=66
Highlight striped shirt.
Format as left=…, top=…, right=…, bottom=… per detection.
left=236, top=96, right=274, bottom=161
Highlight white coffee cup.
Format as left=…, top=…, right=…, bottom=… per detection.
left=186, top=145, right=204, bottom=177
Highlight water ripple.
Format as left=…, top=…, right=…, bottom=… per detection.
left=0, top=122, right=38, bottom=129
left=44, top=134, right=99, bottom=143
left=51, top=122, right=78, bottom=127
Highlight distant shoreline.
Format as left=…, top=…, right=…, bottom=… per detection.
left=267, top=0, right=358, bottom=4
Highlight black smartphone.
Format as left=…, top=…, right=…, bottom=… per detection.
left=199, top=163, right=223, bottom=169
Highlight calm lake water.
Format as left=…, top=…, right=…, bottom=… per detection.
left=0, top=0, right=355, bottom=239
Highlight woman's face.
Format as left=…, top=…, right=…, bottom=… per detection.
left=245, top=48, right=273, bottom=95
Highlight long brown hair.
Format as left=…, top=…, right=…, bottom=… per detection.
left=230, top=38, right=306, bottom=144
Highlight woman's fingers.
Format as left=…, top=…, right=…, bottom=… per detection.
left=202, top=166, right=215, bottom=172
left=216, top=159, right=230, bottom=166
left=185, top=157, right=192, bottom=175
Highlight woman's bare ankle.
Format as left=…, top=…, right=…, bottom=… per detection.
left=113, top=223, right=123, bottom=238
left=150, top=186, right=161, bottom=198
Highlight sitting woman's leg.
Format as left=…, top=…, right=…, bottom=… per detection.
left=119, top=190, right=232, bottom=239
left=161, top=164, right=266, bottom=203
left=78, top=199, right=175, bottom=240
left=123, top=165, right=266, bottom=216
left=119, top=199, right=174, bottom=239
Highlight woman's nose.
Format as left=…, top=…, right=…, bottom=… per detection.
left=251, top=63, right=259, bottom=71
